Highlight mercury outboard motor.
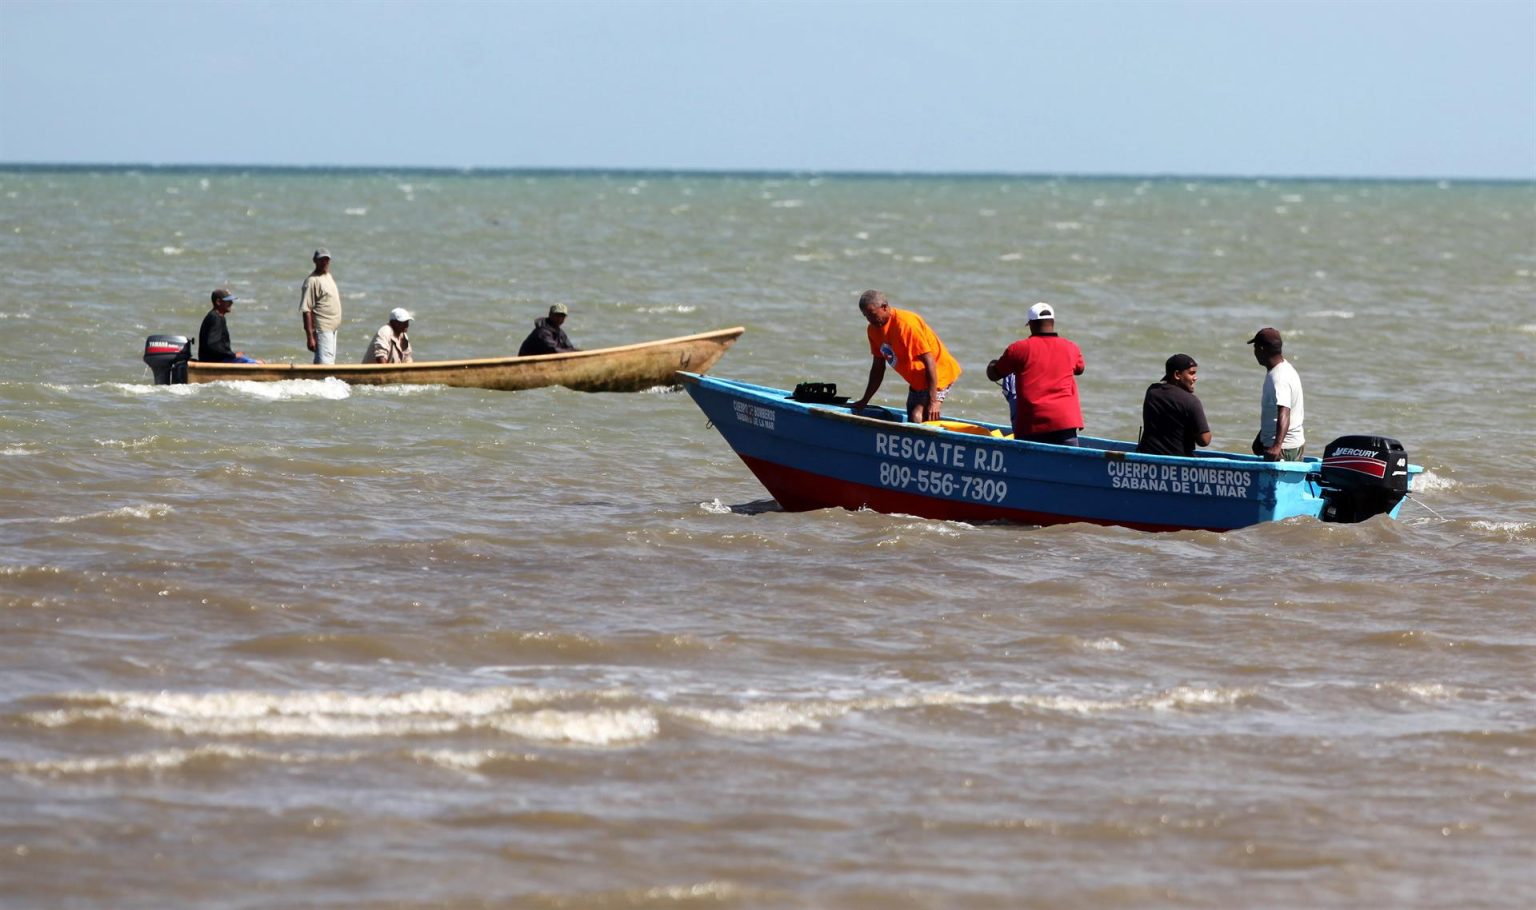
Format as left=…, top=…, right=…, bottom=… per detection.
left=1318, top=435, right=1410, bottom=523
left=144, top=335, right=192, bottom=384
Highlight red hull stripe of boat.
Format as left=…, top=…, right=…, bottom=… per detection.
left=737, top=454, right=1206, bottom=533
left=1322, top=456, right=1387, bottom=478
left=145, top=345, right=183, bottom=355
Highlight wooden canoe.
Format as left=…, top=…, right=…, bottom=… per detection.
left=184, top=327, right=745, bottom=392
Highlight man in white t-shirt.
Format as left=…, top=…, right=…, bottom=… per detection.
left=1247, top=326, right=1305, bottom=461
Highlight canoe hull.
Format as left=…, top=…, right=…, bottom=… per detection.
left=184, top=327, right=744, bottom=392
left=681, top=373, right=1417, bottom=533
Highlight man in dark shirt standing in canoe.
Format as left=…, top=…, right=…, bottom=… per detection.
left=198, top=288, right=261, bottom=363
left=518, top=304, right=580, bottom=356
left=1136, top=353, right=1211, bottom=457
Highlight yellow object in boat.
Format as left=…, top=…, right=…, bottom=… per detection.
left=924, top=419, right=1008, bottom=438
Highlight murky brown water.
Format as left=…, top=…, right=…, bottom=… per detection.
left=2, top=169, right=1533, bottom=908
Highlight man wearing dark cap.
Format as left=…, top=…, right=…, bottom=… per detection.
left=299, top=248, right=341, bottom=364
left=1136, top=353, right=1210, bottom=457
left=985, top=301, right=1085, bottom=444
left=1247, top=327, right=1305, bottom=461
left=197, top=288, right=261, bottom=364
left=518, top=303, right=581, bottom=356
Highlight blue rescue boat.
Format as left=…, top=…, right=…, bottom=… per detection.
left=681, top=373, right=1421, bottom=533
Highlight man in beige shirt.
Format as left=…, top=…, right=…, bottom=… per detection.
left=299, top=248, right=342, bottom=364
left=364, top=308, right=414, bottom=363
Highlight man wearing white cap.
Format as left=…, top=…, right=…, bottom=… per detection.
left=364, top=307, right=414, bottom=364
left=985, top=302, right=1086, bottom=445
left=299, top=248, right=342, bottom=364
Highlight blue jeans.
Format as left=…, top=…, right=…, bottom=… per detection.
left=312, top=330, right=337, bottom=365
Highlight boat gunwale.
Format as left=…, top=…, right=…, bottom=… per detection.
left=680, top=371, right=1348, bottom=477
left=187, top=327, right=746, bottom=376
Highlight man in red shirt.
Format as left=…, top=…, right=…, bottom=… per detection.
left=851, top=290, right=962, bottom=423
left=985, top=302, right=1086, bottom=445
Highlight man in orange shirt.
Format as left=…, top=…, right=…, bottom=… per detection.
left=850, top=290, right=962, bottom=423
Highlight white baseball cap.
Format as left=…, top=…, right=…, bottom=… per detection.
left=389, top=307, right=413, bottom=323
left=1027, top=302, right=1056, bottom=322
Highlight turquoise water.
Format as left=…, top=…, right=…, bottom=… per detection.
left=2, top=168, right=1534, bottom=908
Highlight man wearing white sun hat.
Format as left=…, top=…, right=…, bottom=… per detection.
left=364, top=307, right=414, bottom=364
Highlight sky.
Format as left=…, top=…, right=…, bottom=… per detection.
left=1, top=0, right=1533, bottom=179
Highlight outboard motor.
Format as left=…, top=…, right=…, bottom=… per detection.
left=144, top=335, right=192, bottom=384
left=1319, top=435, right=1410, bottom=523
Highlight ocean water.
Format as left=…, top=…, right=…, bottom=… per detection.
left=1, top=168, right=1534, bottom=909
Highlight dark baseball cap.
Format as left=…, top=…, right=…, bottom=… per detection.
left=1164, top=353, right=1197, bottom=376
left=1246, top=327, right=1282, bottom=347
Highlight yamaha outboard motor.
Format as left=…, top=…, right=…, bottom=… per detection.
left=144, top=335, right=192, bottom=384
left=1319, top=435, right=1410, bottom=523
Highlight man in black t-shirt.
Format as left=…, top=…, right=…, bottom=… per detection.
left=1137, top=353, right=1211, bottom=457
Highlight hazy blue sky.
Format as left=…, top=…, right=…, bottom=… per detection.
left=2, top=0, right=1532, bottom=178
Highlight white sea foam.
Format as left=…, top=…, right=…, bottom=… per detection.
left=107, top=381, right=197, bottom=397
left=637, top=882, right=747, bottom=902
left=490, top=708, right=658, bottom=745
left=672, top=701, right=852, bottom=733
left=351, top=383, right=444, bottom=397
left=161, top=246, right=184, bottom=255
left=770, top=199, right=805, bottom=208
left=1376, top=682, right=1459, bottom=701
left=344, top=207, right=367, bottom=216
left=53, top=503, right=173, bottom=524
left=220, top=378, right=353, bottom=401
left=95, top=436, right=159, bottom=449
left=635, top=304, right=697, bottom=314
left=1410, top=470, right=1457, bottom=493
left=1470, top=520, right=1534, bottom=537
left=27, top=687, right=645, bottom=743
left=672, top=685, right=1247, bottom=736
left=998, top=253, right=1025, bottom=262
left=1309, top=309, right=1354, bottom=319
left=411, top=748, right=510, bottom=772
left=1517, top=323, right=1536, bottom=334
left=2, top=445, right=39, bottom=456
left=698, top=499, right=731, bottom=515
left=1080, top=638, right=1126, bottom=652
left=6, top=744, right=351, bottom=776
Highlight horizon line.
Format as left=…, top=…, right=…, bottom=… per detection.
left=1, top=161, right=1532, bottom=185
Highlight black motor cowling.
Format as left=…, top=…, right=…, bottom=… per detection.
left=1319, top=434, right=1409, bottom=523
left=144, top=335, right=192, bottom=384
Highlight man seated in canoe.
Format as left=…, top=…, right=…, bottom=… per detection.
left=518, top=304, right=580, bottom=356
left=364, top=307, right=415, bottom=363
left=198, top=288, right=262, bottom=363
